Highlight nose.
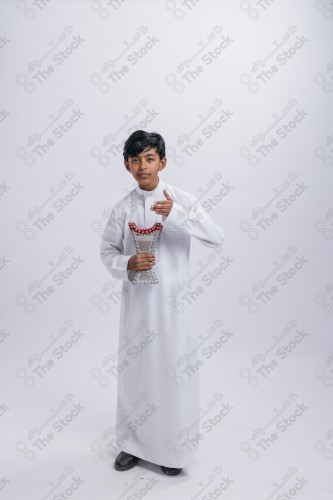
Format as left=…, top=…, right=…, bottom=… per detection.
left=138, top=161, right=149, bottom=171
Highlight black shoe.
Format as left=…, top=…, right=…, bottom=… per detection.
left=114, top=451, right=140, bottom=471
left=161, top=465, right=182, bottom=475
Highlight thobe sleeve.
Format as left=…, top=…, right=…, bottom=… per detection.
left=100, top=209, right=135, bottom=282
left=162, top=196, right=224, bottom=248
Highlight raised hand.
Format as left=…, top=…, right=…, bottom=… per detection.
left=150, top=189, right=173, bottom=217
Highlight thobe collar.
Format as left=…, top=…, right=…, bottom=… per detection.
left=135, top=177, right=167, bottom=198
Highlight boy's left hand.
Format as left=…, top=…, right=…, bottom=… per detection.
left=150, top=189, right=173, bottom=217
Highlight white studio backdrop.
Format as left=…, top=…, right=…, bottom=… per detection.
left=1, top=0, right=333, bottom=499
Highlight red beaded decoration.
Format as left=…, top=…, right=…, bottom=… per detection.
left=128, top=222, right=163, bottom=234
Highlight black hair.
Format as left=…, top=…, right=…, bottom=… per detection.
left=123, top=130, right=165, bottom=162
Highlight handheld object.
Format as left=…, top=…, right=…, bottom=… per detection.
left=128, top=222, right=163, bottom=284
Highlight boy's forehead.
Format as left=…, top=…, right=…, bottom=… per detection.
left=129, top=147, right=157, bottom=158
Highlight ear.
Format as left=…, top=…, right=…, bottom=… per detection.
left=159, top=157, right=167, bottom=170
left=124, top=161, right=130, bottom=172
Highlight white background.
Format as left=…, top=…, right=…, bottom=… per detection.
left=0, top=0, right=333, bottom=498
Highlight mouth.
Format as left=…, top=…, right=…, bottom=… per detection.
left=138, top=173, right=150, bottom=178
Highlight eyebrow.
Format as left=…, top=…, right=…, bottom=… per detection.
left=131, top=152, right=156, bottom=158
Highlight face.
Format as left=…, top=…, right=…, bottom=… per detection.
left=124, top=147, right=167, bottom=190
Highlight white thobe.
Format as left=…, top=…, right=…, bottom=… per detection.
left=100, top=176, right=224, bottom=468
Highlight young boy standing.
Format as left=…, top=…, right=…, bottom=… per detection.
left=100, top=130, right=224, bottom=475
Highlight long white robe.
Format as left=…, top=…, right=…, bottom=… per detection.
left=100, top=176, right=224, bottom=468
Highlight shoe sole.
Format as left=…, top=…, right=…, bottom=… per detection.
left=114, top=459, right=139, bottom=471
left=161, top=467, right=182, bottom=475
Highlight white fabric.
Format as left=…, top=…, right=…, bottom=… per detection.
left=100, top=177, right=224, bottom=468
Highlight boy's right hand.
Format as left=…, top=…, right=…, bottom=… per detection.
left=127, top=252, right=155, bottom=271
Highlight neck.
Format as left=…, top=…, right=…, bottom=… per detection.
left=139, top=176, right=159, bottom=191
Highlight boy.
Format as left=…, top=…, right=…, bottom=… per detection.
left=100, top=130, right=224, bottom=475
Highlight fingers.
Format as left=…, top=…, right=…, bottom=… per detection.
left=139, top=252, right=155, bottom=260
left=150, top=202, right=161, bottom=211
left=150, top=201, right=170, bottom=214
left=137, top=252, right=155, bottom=271
left=163, top=189, right=172, bottom=200
left=129, top=254, right=156, bottom=271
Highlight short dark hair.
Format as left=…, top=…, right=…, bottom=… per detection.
left=123, top=130, right=165, bottom=162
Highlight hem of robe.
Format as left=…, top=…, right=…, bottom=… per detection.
left=119, top=442, right=198, bottom=468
